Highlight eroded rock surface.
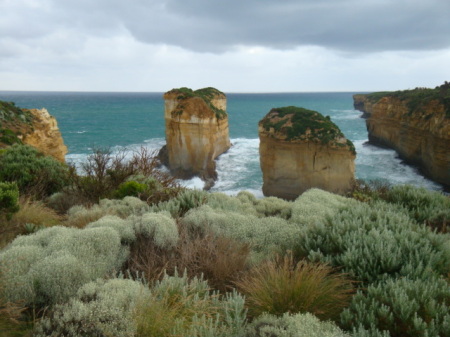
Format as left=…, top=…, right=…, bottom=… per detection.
left=160, top=87, right=231, bottom=185
left=259, top=106, right=355, bottom=199
left=0, top=101, right=67, bottom=162
left=353, top=83, right=450, bottom=188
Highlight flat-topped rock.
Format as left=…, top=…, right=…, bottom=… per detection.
left=259, top=106, right=355, bottom=199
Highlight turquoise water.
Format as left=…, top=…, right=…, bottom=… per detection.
left=0, top=91, right=442, bottom=196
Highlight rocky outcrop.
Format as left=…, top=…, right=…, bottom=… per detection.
left=160, top=87, right=231, bottom=185
left=0, top=101, right=67, bottom=162
left=353, top=83, right=450, bottom=188
left=259, top=106, right=355, bottom=200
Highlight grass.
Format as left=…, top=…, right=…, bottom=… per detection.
left=234, top=254, right=354, bottom=320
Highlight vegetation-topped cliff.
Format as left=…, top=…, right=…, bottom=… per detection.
left=0, top=100, right=67, bottom=162
left=357, top=82, right=450, bottom=118
left=0, top=100, right=34, bottom=146
left=353, top=82, right=450, bottom=188
left=260, top=106, right=355, bottom=154
left=164, top=87, right=227, bottom=120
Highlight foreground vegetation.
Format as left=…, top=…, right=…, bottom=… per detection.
left=0, top=144, right=449, bottom=336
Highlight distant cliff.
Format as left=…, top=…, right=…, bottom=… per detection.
left=353, top=82, right=450, bottom=188
left=159, top=87, right=231, bottom=187
left=0, top=101, right=67, bottom=162
left=259, top=106, right=355, bottom=199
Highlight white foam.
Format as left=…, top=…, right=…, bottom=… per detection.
left=330, top=109, right=360, bottom=120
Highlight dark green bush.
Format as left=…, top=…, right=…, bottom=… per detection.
left=294, top=201, right=450, bottom=285
left=340, top=277, right=450, bottom=337
left=0, top=144, right=69, bottom=197
left=113, top=181, right=147, bottom=199
left=0, top=182, right=19, bottom=220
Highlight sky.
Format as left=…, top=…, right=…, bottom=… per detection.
left=1, top=0, right=449, bottom=93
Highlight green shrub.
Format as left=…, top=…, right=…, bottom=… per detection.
left=0, top=144, right=69, bottom=197
left=113, top=180, right=147, bottom=199
left=135, top=271, right=247, bottom=337
left=152, top=189, right=208, bottom=217
left=384, top=185, right=450, bottom=232
left=131, top=212, right=179, bottom=249
left=246, top=312, right=350, bottom=337
left=35, top=278, right=150, bottom=337
left=0, top=182, right=19, bottom=220
left=182, top=205, right=301, bottom=261
left=340, top=277, right=450, bottom=337
left=0, top=225, right=128, bottom=307
left=289, top=188, right=358, bottom=226
left=235, top=255, right=353, bottom=320
left=294, top=200, right=450, bottom=285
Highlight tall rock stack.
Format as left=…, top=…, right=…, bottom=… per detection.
left=353, top=83, right=450, bottom=188
left=259, top=106, right=355, bottom=200
left=161, top=87, right=231, bottom=185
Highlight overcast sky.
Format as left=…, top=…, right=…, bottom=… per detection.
left=1, top=0, right=449, bottom=92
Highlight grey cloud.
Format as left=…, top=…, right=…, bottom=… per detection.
left=3, top=0, right=450, bottom=54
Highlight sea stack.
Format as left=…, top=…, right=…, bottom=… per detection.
left=353, top=82, right=450, bottom=188
left=259, top=106, right=355, bottom=200
left=0, top=101, right=67, bottom=162
left=160, top=87, right=231, bottom=186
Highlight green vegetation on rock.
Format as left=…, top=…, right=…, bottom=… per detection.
left=364, top=81, right=450, bottom=118
left=260, top=106, right=355, bottom=153
left=167, top=87, right=228, bottom=120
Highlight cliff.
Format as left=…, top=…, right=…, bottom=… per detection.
left=0, top=101, right=67, bottom=162
left=160, top=87, right=231, bottom=186
left=353, top=83, right=450, bottom=188
left=259, top=106, right=355, bottom=200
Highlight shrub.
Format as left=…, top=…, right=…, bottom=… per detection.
left=0, top=144, right=69, bottom=197
left=182, top=205, right=301, bottom=261
left=132, top=212, right=179, bottom=249
left=64, top=196, right=150, bottom=228
left=152, top=189, right=207, bottom=218
left=384, top=185, right=450, bottom=233
left=294, top=200, right=450, bottom=285
left=113, top=180, right=147, bottom=199
left=235, top=255, right=353, bottom=320
left=246, top=312, right=350, bottom=337
left=135, top=272, right=247, bottom=337
left=0, top=182, right=19, bottom=220
left=0, top=225, right=128, bottom=307
left=35, top=278, right=150, bottom=337
left=289, top=188, right=358, bottom=226
left=340, top=277, right=450, bottom=337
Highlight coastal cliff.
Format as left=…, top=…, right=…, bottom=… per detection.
left=353, top=83, right=450, bottom=188
left=0, top=101, right=67, bottom=162
left=160, top=87, right=231, bottom=186
left=259, top=106, right=355, bottom=200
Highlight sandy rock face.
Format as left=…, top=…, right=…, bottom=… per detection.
left=353, top=90, right=450, bottom=188
left=0, top=101, right=67, bottom=162
left=259, top=107, right=355, bottom=200
left=22, top=108, right=68, bottom=162
left=161, top=87, right=231, bottom=183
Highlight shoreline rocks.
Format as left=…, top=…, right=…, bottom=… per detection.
left=259, top=106, right=355, bottom=200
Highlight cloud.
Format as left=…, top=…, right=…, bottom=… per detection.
left=2, top=0, right=449, bottom=54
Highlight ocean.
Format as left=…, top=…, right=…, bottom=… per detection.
left=0, top=91, right=443, bottom=197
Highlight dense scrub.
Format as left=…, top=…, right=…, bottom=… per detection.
left=364, top=81, right=450, bottom=118
left=0, top=146, right=449, bottom=336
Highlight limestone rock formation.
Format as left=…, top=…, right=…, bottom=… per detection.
left=259, top=106, right=355, bottom=200
left=0, top=101, right=67, bottom=162
left=353, top=83, right=450, bottom=188
left=160, top=87, right=231, bottom=185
